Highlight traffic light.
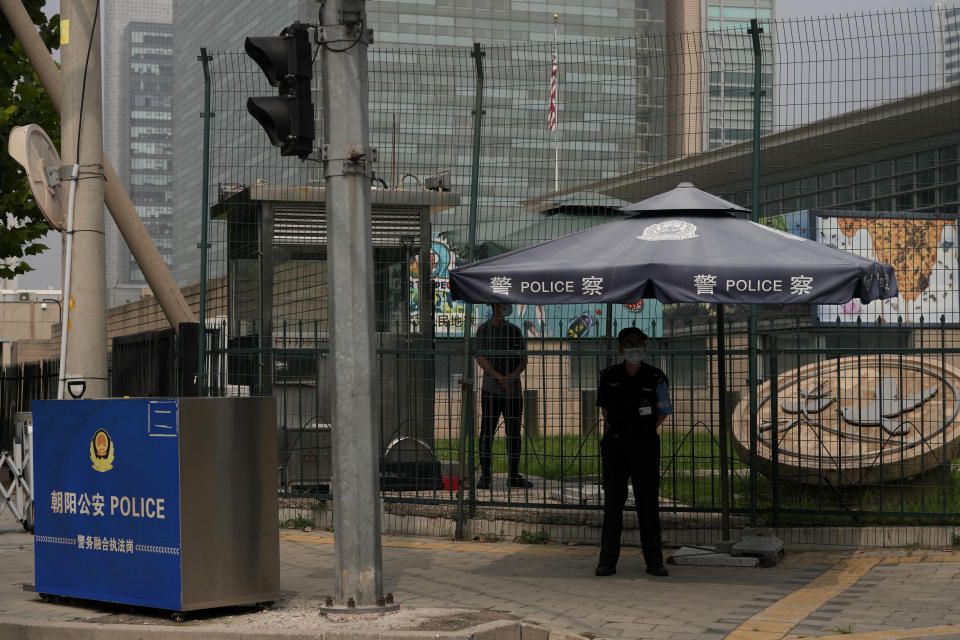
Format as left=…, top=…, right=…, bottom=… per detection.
left=245, top=22, right=315, bottom=159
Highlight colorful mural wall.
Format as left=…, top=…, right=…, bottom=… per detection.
left=817, top=216, right=959, bottom=325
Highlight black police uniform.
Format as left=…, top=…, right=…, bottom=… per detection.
left=596, top=361, right=668, bottom=570
left=475, top=318, right=526, bottom=481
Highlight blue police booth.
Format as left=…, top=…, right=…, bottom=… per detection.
left=32, top=397, right=279, bottom=612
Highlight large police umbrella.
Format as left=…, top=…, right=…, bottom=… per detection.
left=450, top=182, right=895, bottom=306
left=449, top=182, right=898, bottom=536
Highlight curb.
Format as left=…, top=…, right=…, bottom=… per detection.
left=0, top=617, right=586, bottom=640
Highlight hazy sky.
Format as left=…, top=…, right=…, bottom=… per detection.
left=24, top=0, right=946, bottom=291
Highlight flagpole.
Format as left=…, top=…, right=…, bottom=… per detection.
left=553, top=13, right=559, bottom=192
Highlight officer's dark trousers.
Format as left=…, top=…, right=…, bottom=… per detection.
left=599, top=432, right=663, bottom=568
left=479, top=391, right=523, bottom=479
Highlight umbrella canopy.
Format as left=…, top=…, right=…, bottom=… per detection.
left=620, top=181, right=749, bottom=214
left=450, top=183, right=898, bottom=305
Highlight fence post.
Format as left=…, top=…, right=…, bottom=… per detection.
left=766, top=334, right=779, bottom=527
left=456, top=43, right=485, bottom=538
left=716, top=304, right=730, bottom=541
left=747, top=17, right=765, bottom=529
left=197, top=48, right=213, bottom=396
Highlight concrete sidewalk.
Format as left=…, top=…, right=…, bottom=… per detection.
left=4, top=522, right=960, bottom=640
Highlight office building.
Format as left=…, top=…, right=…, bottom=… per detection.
left=102, top=1, right=174, bottom=308
left=170, top=0, right=666, bottom=288
left=666, top=0, right=775, bottom=158
left=942, top=2, right=960, bottom=85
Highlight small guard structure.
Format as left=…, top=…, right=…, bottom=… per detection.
left=211, top=185, right=459, bottom=490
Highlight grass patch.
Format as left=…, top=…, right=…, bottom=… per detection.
left=661, top=466, right=960, bottom=526
left=434, top=434, right=960, bottom=525
left=434, top=431, right=734, bottom=481
left=281, top=516, right=315, bottom=529
left=434, top=435, right=599, bottom=479
left=513, top=529, right=550, bottom=544
left=471, top=532, right=503, bottom=543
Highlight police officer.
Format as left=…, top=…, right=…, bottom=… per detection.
left=475, top=302, right=531, bottom=490
left=595, top=327, right=672, bottom=577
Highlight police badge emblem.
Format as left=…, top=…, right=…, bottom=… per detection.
left=636, top=220, right=698, bottom=241
left=90, top=428, right=115, bottom=472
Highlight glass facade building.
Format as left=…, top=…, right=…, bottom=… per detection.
left=171, top=0, right=319, bottom=288
left=665, top=0, right=775, bottom=158
left=705, top=1, right=775, bottom=149
left=124, top=22, right=174, bottom=285
left=102, top=1, right=174, bottom=308
left=744, top=143, right=960, bottom=217
left=944, top=3, right=960, bottom=86
left=170, top=0, right=666, bottom=288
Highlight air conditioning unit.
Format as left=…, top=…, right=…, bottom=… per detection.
left=424, top=170, right=450, bottom=191
left=17, top=293, right=30, bottom=302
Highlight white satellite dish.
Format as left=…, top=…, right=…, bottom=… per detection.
left=7, top=124, right=64, bottom=231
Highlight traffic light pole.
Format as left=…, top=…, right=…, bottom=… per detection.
left=61, top=0, right=108, bottom=398
left=320, top=0, right=386, bottom=609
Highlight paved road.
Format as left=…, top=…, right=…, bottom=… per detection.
left=4, top=521, right=960, bottom=639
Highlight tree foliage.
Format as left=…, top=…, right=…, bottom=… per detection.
left=0, top=0, right=59, bottom=279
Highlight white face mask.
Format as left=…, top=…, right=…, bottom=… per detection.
left=623, top=348, right=643, bottom=364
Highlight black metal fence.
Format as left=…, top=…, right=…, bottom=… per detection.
left=196, top=8, right=960, bottom=545
left=0, top=325, right=200, bottom=453
left=200, top=312, right=960, bottom=546
left=0, top=359, right=57, bottom=453
left=111, top=323, right=200, bottom=398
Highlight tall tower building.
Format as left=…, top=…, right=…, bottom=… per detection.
left=666, top=0, right=775, bottom=159
left=101, top=0, right=173, bottom=308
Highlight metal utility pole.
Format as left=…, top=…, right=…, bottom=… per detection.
left=748, top=17, right=764, bottom=527
left=60, top=0, right=107, bottom=398
left=320, top=0, right=385, bottom=609
left=0, top=0, right=196, bottom=332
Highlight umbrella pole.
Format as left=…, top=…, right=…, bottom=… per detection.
left=715, top=303, right=731, bottom=541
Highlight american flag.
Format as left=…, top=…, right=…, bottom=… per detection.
left=547, top=41, right=558, bottom=133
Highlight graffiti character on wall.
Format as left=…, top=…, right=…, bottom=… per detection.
left=516, top=304, right=547, bottom=337
left=409, top=238, right=466, bottom=335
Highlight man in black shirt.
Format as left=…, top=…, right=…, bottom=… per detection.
left=595, top=327, right=673, bottom=577
left=475, top=303, right=530, bottom=489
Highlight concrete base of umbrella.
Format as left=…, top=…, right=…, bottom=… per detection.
left=732, top=526, right=785, bottom=562
left=668, top=527, right=784, bottom=567
left=668, top=546, right=760, bottom=567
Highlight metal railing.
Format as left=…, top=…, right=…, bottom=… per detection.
left=194, top=7, right=960, bottom=546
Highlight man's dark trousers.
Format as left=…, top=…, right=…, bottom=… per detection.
left=599, top=432, right=663, bottom=568
left=479, top=391, right=523, bottom=479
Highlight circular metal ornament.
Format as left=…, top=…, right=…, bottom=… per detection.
left=732, top=356, right=960, bottom=485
